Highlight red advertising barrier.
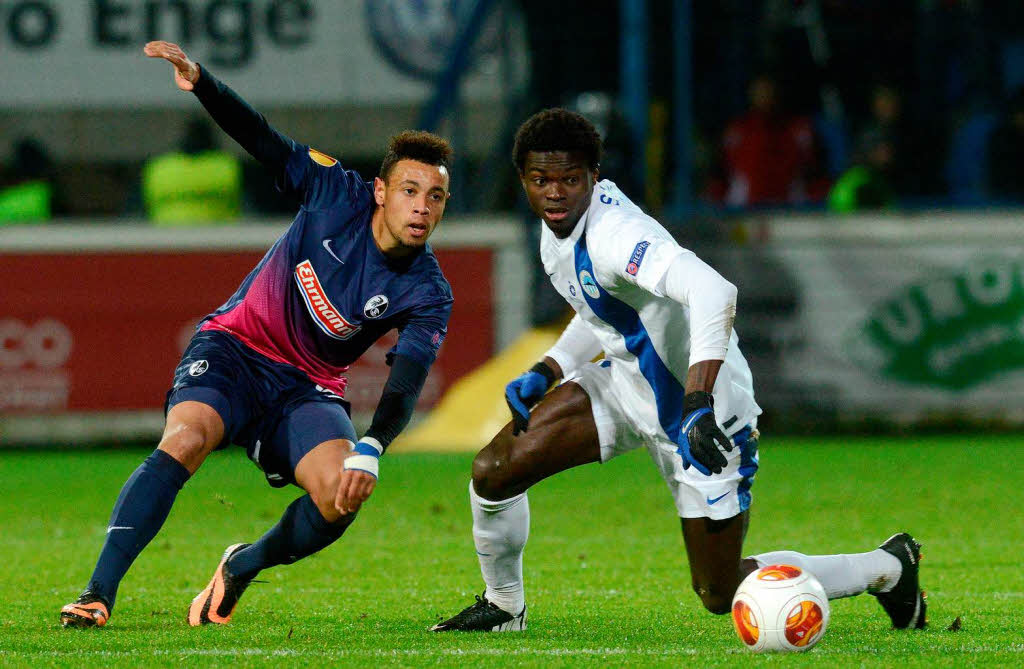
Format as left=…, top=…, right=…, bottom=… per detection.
left=0, top=248, right=493, bottom=415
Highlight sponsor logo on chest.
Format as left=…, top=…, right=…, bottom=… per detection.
left=294, top=260, right=361, bottom=340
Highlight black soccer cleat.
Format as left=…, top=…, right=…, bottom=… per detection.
left=431, top=593, right=527, bottom=632
left=188, top=543, right=254, bottom=626
left=873, top=532, right=927, bottom=629
left=60, top=588, right=111, bottom=629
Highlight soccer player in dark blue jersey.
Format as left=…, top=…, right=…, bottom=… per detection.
left=60, top=41, right=455, bottom=629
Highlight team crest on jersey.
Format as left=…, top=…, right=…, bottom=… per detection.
left=363, top=294, right=389, bottom=319
left=308, top=148, right=338, bottom=167
left=578, top=270, right=601, bottom=299
left=294, top=260, right=361, bottom=340
left=626, top=240, right=650, bottom=275
left=188, top=360, right=208, bottom=376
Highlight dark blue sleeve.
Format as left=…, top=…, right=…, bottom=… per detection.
left=363, top=353, right=429, bottom=451
left=281, top=146, right=369, bottom=210
left=364, top=300, right=451, bottom=450
left=391, top=300, right=452, bottom=368
left=192, top=65, right=366, bottom=211
left=192, top=65, right=296, bottom=174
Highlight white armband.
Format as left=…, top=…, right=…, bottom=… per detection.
left=344, top=437, right=383, bottom=479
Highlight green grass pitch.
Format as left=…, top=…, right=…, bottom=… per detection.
left=1, top=434, right=1021, bottom=667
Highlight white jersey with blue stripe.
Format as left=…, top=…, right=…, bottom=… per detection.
left=540, top=180, right=761, bottom=442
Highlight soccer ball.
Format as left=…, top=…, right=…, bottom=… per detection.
left=731, top=564, right=830, bottom=652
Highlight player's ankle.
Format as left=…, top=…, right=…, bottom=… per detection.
left=485, top=587, right=525, bottom=615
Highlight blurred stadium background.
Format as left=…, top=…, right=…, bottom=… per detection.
left=2, top=0, right=1023, bottom=447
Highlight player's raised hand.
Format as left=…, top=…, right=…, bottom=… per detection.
left=676, top=391, right=734, bottom=475
left=143, top=41, right=200, bottom=91
left=505, top=363, right=557, bottom=435
left=336, top=441, right=380, bottom=515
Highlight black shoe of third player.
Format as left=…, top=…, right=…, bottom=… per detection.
left=873, top=532, right=927, bottom=629
left=431, top=593, right=527, bottom=632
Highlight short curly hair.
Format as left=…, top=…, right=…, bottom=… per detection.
left=379, top=130, right=454, bottom=182
left=512, top=108, right=602, bottom=174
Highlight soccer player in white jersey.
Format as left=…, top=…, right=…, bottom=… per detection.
left=432, top=109, right=926, bottom=632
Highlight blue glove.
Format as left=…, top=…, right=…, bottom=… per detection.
left=676, top=391, right=733, bottom=475
left=505, top=362, right=557, bottom=435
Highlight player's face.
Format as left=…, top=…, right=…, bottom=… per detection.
left=373, top=159, right=450, bottom=255
left=520, top=151, right=597, bottom=238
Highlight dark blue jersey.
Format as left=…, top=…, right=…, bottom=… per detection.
left=201, top=143, right=452, bottom=397
left=185, top=62, right=454, bottom=402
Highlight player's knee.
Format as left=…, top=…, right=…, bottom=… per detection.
left=158, top=422, right=212, bottom=466
left=692, top=582, right=734, bottom=615
left=305, top=470, right=343, bottom=522
left=471, top=438, right=516, bottom=500
left=471, top=448, right=501, bottom=499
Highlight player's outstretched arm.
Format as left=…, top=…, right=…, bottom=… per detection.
left=143, top=40, right=294, bottom=172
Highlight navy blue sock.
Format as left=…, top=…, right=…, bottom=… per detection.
left=87, top=449, right=191, bottom=608
left=227, top=495, right=354, bottom=581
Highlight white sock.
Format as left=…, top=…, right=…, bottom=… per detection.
left=469, top=480, right=529, bottom=615
left=750, top=549, right=901, bottom=599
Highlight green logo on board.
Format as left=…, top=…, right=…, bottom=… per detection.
left=848, top=258, right=1024, bottom=390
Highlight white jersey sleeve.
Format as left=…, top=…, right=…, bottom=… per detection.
left=661, top=253, right=736, bottom=364
left=586, top=186, right=736, bottom=366
left=587, top=206, right=685, bottom=296
left=545, top=314, right=603, bottom=379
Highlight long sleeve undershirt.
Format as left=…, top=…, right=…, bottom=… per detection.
left=364, top=354, right=430, bottom=451
left=191, top=65, right=295, bottom=174
left=659, top=252, right=736, bottom=366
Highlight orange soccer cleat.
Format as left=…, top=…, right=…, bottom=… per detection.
left=188, top=543, right=253, bottom=626
left=60, top=590, right=111, bottom=629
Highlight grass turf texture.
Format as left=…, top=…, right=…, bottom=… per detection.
left=1, top=435, right=1021, bottom=667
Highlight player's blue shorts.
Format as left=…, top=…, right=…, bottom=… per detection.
left=166, top=330, right=356, bottom=488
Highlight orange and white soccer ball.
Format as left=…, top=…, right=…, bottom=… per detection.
left=731, top=564, right=830, bottom=652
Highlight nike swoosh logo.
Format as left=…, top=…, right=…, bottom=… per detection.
left=322, top=239, right=344, bottom=263
left=107, top=526, right=135, bottom=533
left=706, top=492, right=729, bottom=505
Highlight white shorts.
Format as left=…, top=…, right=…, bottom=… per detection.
left=567, top=361, right=759, bottom=520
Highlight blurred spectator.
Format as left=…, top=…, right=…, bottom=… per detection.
left=857, top=84, right=943, bottom=199
left=0, top=138, right=60, bottom=224
left=141, top=119, right=242, bottom=224
left=827, top=129, right=896, bottom=213
left=987, top=88, right=1024, bottom=201
left=719, top=74, right=823, bottom=208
